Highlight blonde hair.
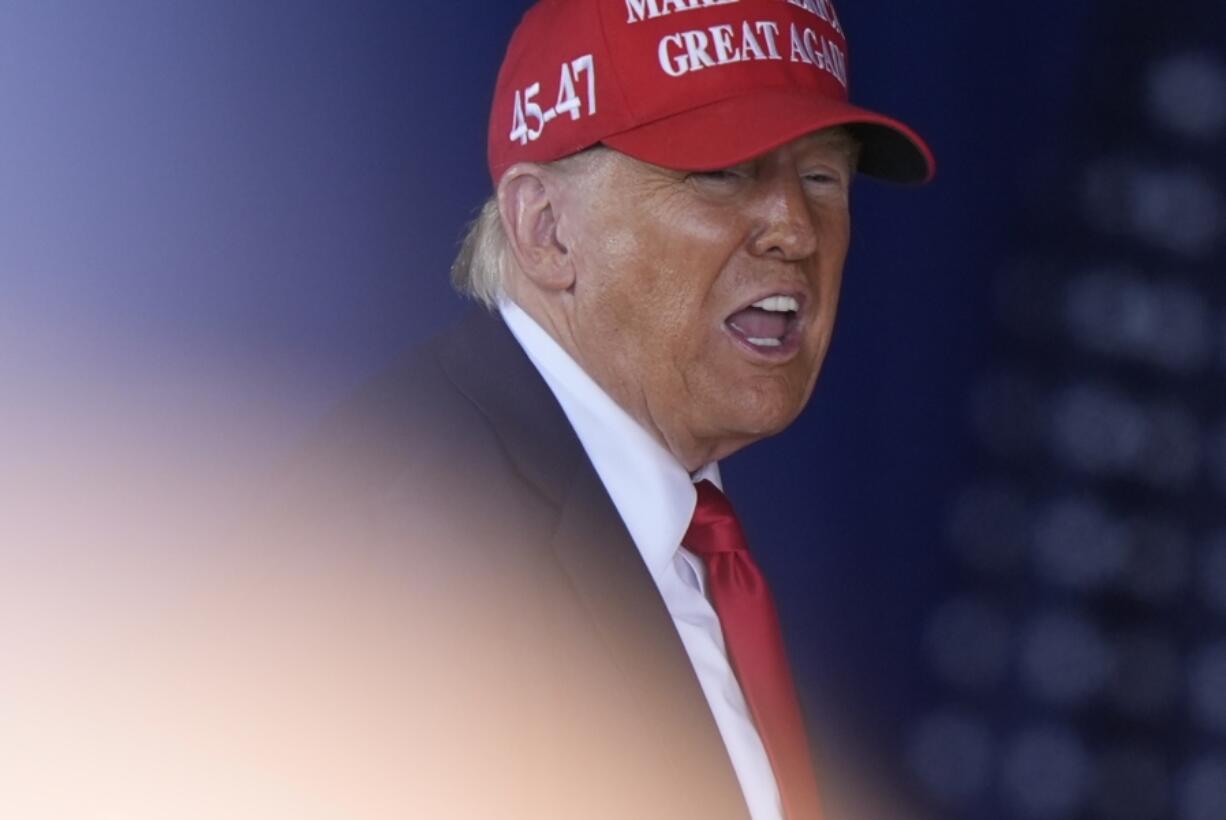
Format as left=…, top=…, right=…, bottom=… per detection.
left=450, top=195, right=508, bottom=309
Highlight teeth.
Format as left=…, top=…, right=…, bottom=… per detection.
left=751, top=295, right=799, bottom=313
left=747, top=337, right=782, bottom=348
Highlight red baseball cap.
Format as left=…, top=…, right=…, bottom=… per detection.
left=488, top=0, right=935, bottom=186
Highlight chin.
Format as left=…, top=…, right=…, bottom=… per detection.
left=719, top=389, right=808, bottom=441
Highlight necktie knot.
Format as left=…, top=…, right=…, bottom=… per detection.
left=684, top=479, right=751, bottom=559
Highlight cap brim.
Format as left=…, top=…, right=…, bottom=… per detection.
left=602, top=87, right=934, bottom=185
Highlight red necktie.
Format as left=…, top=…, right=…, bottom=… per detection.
left=684, top=480, right=823, bottom=820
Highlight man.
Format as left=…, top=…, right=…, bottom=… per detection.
left=298, top=1, right=932, bottom=818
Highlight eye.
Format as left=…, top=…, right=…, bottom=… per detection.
left=685, top=164, right=753, bottom=195
left=802, top=168, right=845, bottom=185
left=801, top=167, right=850, bottom=197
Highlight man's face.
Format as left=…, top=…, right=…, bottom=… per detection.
left=556, top=130, right=854, bottom=470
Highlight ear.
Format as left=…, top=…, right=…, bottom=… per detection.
left=497, top=165, right=575, bottom=293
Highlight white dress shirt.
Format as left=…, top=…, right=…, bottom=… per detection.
left=501, top=301, right=784, bottom=820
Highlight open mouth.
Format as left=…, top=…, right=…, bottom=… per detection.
left=724, top=294, right=803, bottom=355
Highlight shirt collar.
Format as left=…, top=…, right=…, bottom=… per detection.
left=500, top=300, right=721, bottom=584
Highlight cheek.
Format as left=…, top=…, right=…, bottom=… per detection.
left=573, top=201, right=745, bottom=366
left=583, top=235, right=707, bottom=332
left=592, top=226, right=640, bottom=263
left=825, top=216, right=852, bottom=276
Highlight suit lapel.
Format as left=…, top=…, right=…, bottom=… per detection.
left=550, top=462, right=750, bottom=816
left=433, top=308, right=579, bottom=505
left=434, top=309, right=748, bottom=817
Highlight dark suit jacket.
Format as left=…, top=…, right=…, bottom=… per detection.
left=284, top=308, right=751, bottom=819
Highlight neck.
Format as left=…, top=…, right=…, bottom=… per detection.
left=505, top=293, right=726, bottom=473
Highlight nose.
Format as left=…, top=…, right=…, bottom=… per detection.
left=747, top=172, right=820, bottom=261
